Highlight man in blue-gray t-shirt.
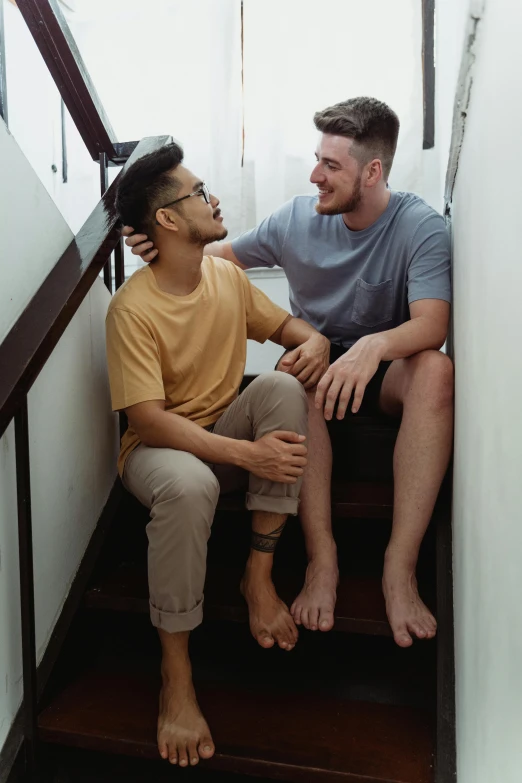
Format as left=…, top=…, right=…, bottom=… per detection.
left=125, top=97, right=453, bottom=650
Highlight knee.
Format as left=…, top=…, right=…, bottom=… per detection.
left=256, top=370, right=308, bottom=404
left=259, top=371, right=309, bottom=423
left=410, top=350, right=454, bottom=409
left=156, top=461, right=220, bottom=510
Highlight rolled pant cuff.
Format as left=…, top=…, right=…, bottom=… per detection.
left=246, top=492, right=299, bottom=516
left=149, top=598, right=203, bottom=633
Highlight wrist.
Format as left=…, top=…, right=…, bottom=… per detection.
left=368, top=332, right=389, bottom=361
left=229, top=439, right=253, bottom=469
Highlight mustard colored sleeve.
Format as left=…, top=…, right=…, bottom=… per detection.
left=105, top=307, right=165, bottom=411
left=237, top=267, right=289, bottom=343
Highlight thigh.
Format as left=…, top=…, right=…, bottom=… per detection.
left=123, top=443, right=216, bottom=509
left=379, top=358, right=409, bottom=417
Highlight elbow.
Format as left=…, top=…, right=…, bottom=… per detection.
left=433, top=326, right=449, bottom=351
left=129, top=419, right=159, bottom=448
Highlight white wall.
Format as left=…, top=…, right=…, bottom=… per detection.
left=0, top=120, right=73, bottom=342
left=450, top=1, right=522, bottom=781
left=3, top=0, right=100, bottom=234
left=0, top=119, right=118, bottom=753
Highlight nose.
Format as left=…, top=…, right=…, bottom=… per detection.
left=210, top=193, right=219, bottom=208
left=310, top=163, right=325, bottom=184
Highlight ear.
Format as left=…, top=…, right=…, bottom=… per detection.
left=155, top=207, right=180, bottom=232
left=365, top=159, right=383, bottom=188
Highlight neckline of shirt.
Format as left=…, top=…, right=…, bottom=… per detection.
left=337, top=190, right=400, bottom=239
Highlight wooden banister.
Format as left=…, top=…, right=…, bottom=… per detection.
left=0, top=134, right=172, bottom=438
left=16, top=0, right=131, bottom=163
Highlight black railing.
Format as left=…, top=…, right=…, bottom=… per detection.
left=16, top=0, right=137, bottom=164
left=0, top=134, right=171, bottom=777
left=0, top=2, right=173, bottom=778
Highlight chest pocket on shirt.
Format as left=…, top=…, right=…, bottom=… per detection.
left=352, top=278, right=394, bottom=328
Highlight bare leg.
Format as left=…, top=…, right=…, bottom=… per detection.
left=380, top=350, right=454, bottom=647
left=290, top=391, right=338, bottom=631
left=157, top=629, right=215, bottom=766
left=241, top=511, right=299, bottom=651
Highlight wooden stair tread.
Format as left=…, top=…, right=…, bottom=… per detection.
left=218, top=480, right=394, bottom=519
left=85, top=563, right=391, bottom=636
left=38, top=668, right=434, bottom=782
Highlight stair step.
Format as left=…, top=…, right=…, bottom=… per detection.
left=85, top=563, right=392, bottom=636
left=38, top=667, right=434, bottom=782
left=218, top=480, right=394, bottom=519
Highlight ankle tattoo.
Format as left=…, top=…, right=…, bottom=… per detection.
left=251, top=521, right=286, bottom=553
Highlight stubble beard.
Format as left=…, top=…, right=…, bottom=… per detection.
left=316, top=173, right=363, bottom=216
left=186, top=220, right=229, bottom=247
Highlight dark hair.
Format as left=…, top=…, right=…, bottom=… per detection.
left=314, top=97, right=399, bottom=179
left=115, top=142, right=184, bottom=236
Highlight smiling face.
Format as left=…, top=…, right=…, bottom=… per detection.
left=157, top=165, right=228, bottom=247
left=310, top=134, right=365, bottom=215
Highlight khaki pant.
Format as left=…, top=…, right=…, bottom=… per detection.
left=123, top=372, right=308, bottom=633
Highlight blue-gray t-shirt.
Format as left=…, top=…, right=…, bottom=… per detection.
left=231, top=192, right=451, bottom=348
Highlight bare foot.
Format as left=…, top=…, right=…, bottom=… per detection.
left=382, top=556, right=437, bottom=647
left=241, top=563, right=298, bottom=651
left=291, top=552, right=338, bottom=631
left=158, top=681, right=215, bottom=766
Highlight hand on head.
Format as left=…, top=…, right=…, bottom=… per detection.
left=122, top=226, right=158, bottom=263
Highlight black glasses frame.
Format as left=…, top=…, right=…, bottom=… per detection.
left=159, top=182, right=211, bottom=210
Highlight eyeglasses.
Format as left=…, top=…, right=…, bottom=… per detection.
left=159, top=182, right=211, bottom=210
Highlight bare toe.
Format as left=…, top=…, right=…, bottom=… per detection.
left=291, top=601, right=303, bottom=625
left=411, top=623, right=427, bottom=638
left=319, top=610, right=335, bottom=631
left=188, top=740, right=199, bottom=766
left=308, top=607, right=320, bottom=631
left=177, top=744, right=189, bottom=767
left=158, top=738, right=169, bottom=760
left=199, top=739, right=215, bottom=759
left=257, top=631, right=275, bottom=649
left=394, top=628, right=413, bottom=647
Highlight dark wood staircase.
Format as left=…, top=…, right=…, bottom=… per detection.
left=35, top=412, right=452, bottom=783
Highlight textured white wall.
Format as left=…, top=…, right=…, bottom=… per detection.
left=0, top=121, right=118, bottom=754
left=451, top=1, right=522, bottom=780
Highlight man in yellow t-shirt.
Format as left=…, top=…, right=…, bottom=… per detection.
left=106, top=143, right=330, bottom=768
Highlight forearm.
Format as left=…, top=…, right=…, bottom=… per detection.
left=278, top=316, right=325, bottom=348
left=136, top=410, right=250, bottom=467
left=372, top=316, right=447, bottom=362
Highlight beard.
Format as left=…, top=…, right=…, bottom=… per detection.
left=315, top=172, right=363, bottom=216
left=185, top=218, right=228, bottom=247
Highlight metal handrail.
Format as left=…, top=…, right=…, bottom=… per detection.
left=0, top=135, right=171, bottom=440
left=0, top=2, right=174, bottom=778
left=16, top=0, right=137, bottom=164
left=0, top=133, right=171, bottom=778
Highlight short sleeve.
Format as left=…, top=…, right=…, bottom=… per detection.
left=235, top=268, right=289, bottom=343
left=106, top=307, right=165, bottom=411
left=231, top=200, right=293, bottom=269
left=407, top=214, right=452, bottom=304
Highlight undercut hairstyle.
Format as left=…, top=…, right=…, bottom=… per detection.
left=314, top=97, right=400, bottom=180
left=115, top=142, right=184, bottom=236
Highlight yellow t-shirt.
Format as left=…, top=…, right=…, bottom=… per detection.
left=106, top=256, right=289, bottom=475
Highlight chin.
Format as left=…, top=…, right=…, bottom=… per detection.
left=212, top=226, right=228, bottom=242
left=315, top=201, right=342, bottom=216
